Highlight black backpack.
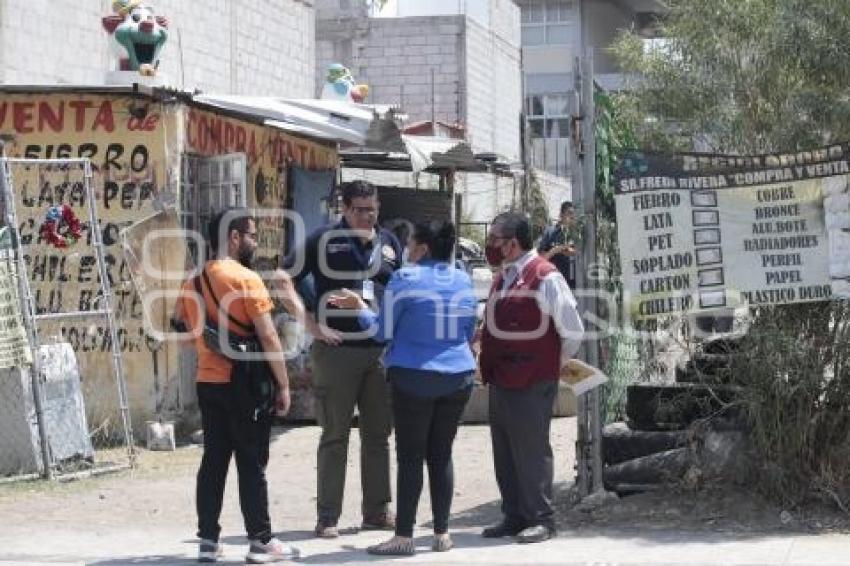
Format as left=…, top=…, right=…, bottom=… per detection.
left=195, top=268, right=277, bottom=421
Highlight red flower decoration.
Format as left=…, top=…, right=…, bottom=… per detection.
left=40, top=205, right=83, bottom=249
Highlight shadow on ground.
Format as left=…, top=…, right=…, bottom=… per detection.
left=555, top=482, right=850, bottom=540
left=85, top=533, right=517, bottom=566
left=292, top=532, right=517, bottom=564
left=88, top=557, right=195, bottom=565
left=86, top=481, right=850, bottom=565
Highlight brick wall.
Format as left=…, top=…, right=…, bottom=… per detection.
left=317, top=1, right=522, bottom=222
left=0, top=0, right=314, bottom=97
left=317, top=6, right=521, bottom=159
left=314, top=0, right=368, bottom=21
left=317, top=15, right=465, bottom=125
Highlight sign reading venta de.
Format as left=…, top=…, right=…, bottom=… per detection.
left=613, top=144, right=850, bottom=320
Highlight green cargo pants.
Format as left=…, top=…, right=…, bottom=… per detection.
left=311, top=340, right=392, bottom=523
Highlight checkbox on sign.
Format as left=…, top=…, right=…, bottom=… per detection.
left=691, top=190, right=718, bottom=207
left=698, top=268, right=725, bottom=287
left=700, top=290, right=727, bottom=308
left=693, top=209, right=720, bottom=226
left=694, top=228, right=721, bottom=245
left=696, top=247, right=723, bottom=266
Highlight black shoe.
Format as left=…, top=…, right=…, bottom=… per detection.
left=314, top=519, right=339, bottom=539
left=361, top=511, right=396, bottom=531
left=482, top=520, right=525, bottom=538
left=516, top=524, right=556, bottom=543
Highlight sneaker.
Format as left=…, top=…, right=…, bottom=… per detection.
left=197, top=539, right=223, bottom=563
left=314, top=519, right=340, bottom=539
left=432, top=533, right=453, bottom=552
left=366, top=535, right=415, bottom=556
left=245, top=537, right=301, bottom=564
left=361, top=511, right=396, bottom=531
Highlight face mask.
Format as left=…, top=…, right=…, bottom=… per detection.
left=485, top=243, right=505, bottom=267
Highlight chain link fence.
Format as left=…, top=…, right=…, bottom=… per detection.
left=0, top=159, right=135, bottom=483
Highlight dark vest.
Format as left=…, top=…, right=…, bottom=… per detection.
left=480, top=255, right=561, bottom=389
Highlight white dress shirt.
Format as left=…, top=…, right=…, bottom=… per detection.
left=499, top=250, right=585, bottom=359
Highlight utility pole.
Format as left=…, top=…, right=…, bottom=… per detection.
left=519, top=112, right=531, bottom=213
left=580, top=50, right=603, bottom=494
left=573, top=0, right=604, bottom=497
left=431, top=67, right=437, bottom=127
left=520, top=49, right=531, bottom=214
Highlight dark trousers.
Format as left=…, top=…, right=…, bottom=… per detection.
left=488, top=380, right=557, bottom=530
left=392, top=384, right=472, bottom=537
left=196, top=382, right=272, bottom=543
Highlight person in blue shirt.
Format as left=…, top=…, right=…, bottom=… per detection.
left=330, top=220, right=477, bottom=556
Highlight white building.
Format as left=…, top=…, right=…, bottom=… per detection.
left=517, top=0, right=664, bottom=182
left=0, top=0, right=316, bottom=98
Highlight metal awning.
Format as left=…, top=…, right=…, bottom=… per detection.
left=0, top=85, right=514, bottom=174
left=402, top=135, right=476, bottom=172
left=341, top=136, right=517, bottom=177
left=190, top=96, right=498, bottom=171
left=193, top=95, right=406, bottom=149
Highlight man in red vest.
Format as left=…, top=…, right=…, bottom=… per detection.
left=479, top=212, right=584, bottom=544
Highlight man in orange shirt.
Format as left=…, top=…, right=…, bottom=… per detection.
left=174, top=208, right=296, bottom=564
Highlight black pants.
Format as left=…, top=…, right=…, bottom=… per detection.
left=488, top=380, right=557, bottom=530
left=196, top=382, right=272, bottom=543
left=391, top=384, right=472, bottom=537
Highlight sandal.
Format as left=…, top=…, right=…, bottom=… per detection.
left=432, top=533, right=453, bottom=552
left=367, top=535, right=415, bottom=556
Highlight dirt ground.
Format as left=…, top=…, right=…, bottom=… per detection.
left=2, top=416, right=849, bottom=565
left=0, top=418, right=575, bottom=563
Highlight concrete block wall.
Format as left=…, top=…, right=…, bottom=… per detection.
left=316, top=15, right=465, bottom=125
left=0, top=0, right=314, bottom=97
left=0, top=0, right=109, bottom=85
left=315, top=0, right=369, bottom=21
left=317, top=7, right=521, bottom=160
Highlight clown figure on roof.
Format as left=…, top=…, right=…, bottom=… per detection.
left=102, top=0, right=169, bottom=77
left=321, top=63, right=369, bottom=103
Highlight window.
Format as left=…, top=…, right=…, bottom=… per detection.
left=521, top=0, right=576, bottom=46
left=525, top=78, right=571, bottom=139
left=180, top=153, right=247, bottom=265
left=526, top=94, right=544, bottom=117
left=527, top=114, right=569, bottom=138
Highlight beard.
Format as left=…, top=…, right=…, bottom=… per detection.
left=237, top=244, right=255, bottom=269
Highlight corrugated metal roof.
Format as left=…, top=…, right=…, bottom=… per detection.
left=0, top=85, right=401, bottom=148
left=0, top=85, right=514, bottom=174
left=195, top=95, right=404, bottom=149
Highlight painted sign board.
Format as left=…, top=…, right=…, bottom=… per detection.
left=0, top=91, right=337, bottom=428
left=614, top=146, right=850, bottom=320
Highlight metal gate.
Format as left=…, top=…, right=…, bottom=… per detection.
left=0, top=157, right=134, bottom=482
